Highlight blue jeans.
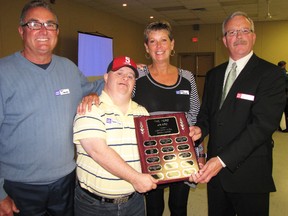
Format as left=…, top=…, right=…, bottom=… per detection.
left=4, top=171, right=75, bottom=216
left=74, top=185, right=145, bottom=216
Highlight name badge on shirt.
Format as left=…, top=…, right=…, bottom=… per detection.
left=106, top=118, right=122, bottom=125
left=176, top=90, right=189, bottom=95
left=55, top=89, right=70, bottom=96
left=236, top=93, right=255, bottom=101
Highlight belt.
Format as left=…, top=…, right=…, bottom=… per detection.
left=78, top=184, right=135, bottom=204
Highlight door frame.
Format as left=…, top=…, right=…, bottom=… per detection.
left=177, top=52, right=215, bottom=100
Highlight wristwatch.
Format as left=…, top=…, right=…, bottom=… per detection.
left=197, top=144, right=204, bottom=153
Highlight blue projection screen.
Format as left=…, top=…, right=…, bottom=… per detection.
left=78, top=32, right=113, bottom=77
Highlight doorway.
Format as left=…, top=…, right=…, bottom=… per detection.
left=178, top=52, right=214, bottom=101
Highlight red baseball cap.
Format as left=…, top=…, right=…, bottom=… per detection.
left=107, top=56, right=138, bottom=78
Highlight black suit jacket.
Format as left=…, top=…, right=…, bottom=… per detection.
left=196, top=54, right=286, bottom=193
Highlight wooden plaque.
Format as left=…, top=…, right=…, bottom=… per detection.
left=134, top=113, right=199, bottom=184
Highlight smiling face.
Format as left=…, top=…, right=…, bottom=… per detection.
left=104, top=67, right=136, bottom=99
left=144, top=29, right=174, bottom=63
left=222, top=15, right=256, bottom=61
left=18, top=7, right=59, bottom=63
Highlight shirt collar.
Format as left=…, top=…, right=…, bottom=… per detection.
left=228, top=51, right=253, bottom=75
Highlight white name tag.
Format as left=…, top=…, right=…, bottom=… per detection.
left=106, top=118, right=121, bottom=125
left=236, top=93, right=255, bottom=101
left=176, top=90, right=189, bottom=95
left=55, top=89, right=70, bottom=96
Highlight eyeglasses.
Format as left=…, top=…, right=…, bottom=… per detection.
left=21, top=21, right=59, bottom=31
left=224, top=28, right=253, bottom=37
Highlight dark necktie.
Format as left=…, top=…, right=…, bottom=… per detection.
left=220, top=62, right=237, bottom=108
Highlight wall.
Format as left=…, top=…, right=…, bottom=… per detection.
left=173, top=21, right=288, bottom=67
left=1, top=0, right=288, bottom=71
left=0, top=0, right=148, bottom=66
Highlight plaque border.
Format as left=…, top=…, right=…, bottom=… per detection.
left=134, top=112, right=199, bottom=184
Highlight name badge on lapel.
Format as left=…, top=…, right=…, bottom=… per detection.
left=236, top=93, right=255, bottom=101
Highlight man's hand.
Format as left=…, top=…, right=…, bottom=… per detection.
left=77, top=93, right=99, bottom=115
left=189, top=157, right=223, bottom=184
left=0, top=196, right=19, bottom=216
left=189, top=126, right=202, bottom=141
left=131, top=173, right=158, bottom=193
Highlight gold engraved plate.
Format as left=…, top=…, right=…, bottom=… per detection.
left=175, top=136, right=188, bottom=143
left=163, top=154, right=176, bottom=161
left=180, top=160, right=194, bottom=167
left=146, top=156, right=160, bottom=164
left=166, top=170, right=181, bottom=179
left=177, top=144, right=190, bottom=151
left=182, top=168, right=197, bottom=176
left=148, top=164, right=162, bottom=172
left=151, top=173, right=164, bottom=180
left=145, top=148, right=158, bottom=155
left=161, top=146, right=174, bottom=153
left=164, top=162, right=179, bottom=170
left=178, top=152, right=192, bottom=159
left=144, top=140, right=157, bottom=147
left=160, top=138, right=173, bottom=145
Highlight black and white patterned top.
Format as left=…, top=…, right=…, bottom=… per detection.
left=133, top=66, right=200, bottom=126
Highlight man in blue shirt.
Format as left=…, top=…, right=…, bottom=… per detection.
left=0, top=1, right=103, bottom=215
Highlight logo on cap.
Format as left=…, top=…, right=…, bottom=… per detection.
left=107, top=56, right=138, bottom=78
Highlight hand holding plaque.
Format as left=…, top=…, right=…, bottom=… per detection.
left=134, top=112, right=199, bottom=184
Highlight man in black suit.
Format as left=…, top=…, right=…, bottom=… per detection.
left=189, top=11, right=286, bottom=216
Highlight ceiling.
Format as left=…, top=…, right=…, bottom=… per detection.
left=70, top=0, right=288, bottom=26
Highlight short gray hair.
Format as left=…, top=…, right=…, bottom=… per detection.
left=222, top=11, right=254, bottom=36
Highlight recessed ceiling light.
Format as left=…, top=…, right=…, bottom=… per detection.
left=150, top=16, right=154, bottom=19
left=123, top=3, right=127, bottom=7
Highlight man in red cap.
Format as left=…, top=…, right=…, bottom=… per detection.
left=106, top=56, right=139, bottom=78
left=73, top=56, right=158, bottom=216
